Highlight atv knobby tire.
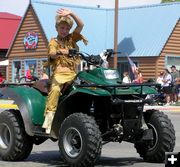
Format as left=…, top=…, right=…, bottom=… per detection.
left=0, top=110, right=33, bottom=161
left=59, top=113, right=102, bottom=167
left=135, top=110, right=175, bottom=163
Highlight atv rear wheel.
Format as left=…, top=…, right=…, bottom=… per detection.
left=135, top=110, right=175, bottom=163
left=59, top=113, right=102, bottom=167
left=0, top=110, right=33, bottom=161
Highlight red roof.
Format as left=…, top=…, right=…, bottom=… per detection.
left=0, top=12, right=21, bottom=49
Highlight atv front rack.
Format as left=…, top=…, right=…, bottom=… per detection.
left=76, top=83, right=160, bottom=96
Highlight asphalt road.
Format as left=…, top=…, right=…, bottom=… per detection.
left=0, top=111, right=179, bottom=167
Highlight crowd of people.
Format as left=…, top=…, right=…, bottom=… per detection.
left=122, top=65, right=180, bottom=106
left=156, top=65, right=180, bottom=105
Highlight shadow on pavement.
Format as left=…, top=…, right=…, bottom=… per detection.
left=27, top=150, right=68, bottom=166
left=23, top=151, right=145, bottom=167
left=0, top=151, right=163, bottom=167
left=97, top=156, right=144, bottom=166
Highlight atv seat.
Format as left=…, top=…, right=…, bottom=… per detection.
left=33, top=79, right=72, bottom=95
left=33, top=79, right=50, bottom=95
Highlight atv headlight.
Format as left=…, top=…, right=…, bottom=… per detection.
left=104, top=70, right=119, bottom=79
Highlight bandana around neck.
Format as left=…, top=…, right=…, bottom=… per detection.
left=57, top=35, right=69, bottom=42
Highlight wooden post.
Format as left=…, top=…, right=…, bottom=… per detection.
left=114, top=0, right=118, bottom=68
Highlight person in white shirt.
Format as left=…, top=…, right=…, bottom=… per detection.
left=122, top=72, right=131, bottom=83
left=162, top=69, right=172, bottom=105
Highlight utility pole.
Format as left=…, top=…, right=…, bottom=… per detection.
left=114, top=0, right=119, bottom=68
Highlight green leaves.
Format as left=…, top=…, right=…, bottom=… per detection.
left=161, top=0, right=180, bottom=3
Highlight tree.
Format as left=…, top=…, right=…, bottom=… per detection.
left=161, top=0, right=180, bottom=3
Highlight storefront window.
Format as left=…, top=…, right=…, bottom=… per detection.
left=25, top=60, right=37, bottom=78
left=166, top=55, right=180, bottom=70
left=12, top=61, right=21, bottom=83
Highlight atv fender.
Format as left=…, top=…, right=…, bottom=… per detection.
left=51, top=87, right=111, bottom=137
left=0, top=86, right=47, bottom=136
left=53, top=87, right=111, bottom=126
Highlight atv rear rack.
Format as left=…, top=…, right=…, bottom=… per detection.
left=0, top=83, right=34, bottom=87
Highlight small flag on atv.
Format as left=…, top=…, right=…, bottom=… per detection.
left=127, top=55, right=137, bottom=80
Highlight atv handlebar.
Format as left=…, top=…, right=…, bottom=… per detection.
left=69, top=49, right=121, bottom=66
left=69, top=49, right=121, bottom=57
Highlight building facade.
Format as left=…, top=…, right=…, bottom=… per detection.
left=7, top=5, right=48, bottom=82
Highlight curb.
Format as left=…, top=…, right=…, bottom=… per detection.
left=0, top=99, right=18, bottom=109
left=0, top=99, right=15, bottom=104
left=0, top=104, right=18, bottom=109
left=144, top=106, right=180, bottom=112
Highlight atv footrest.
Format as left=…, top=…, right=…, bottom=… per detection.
left=33, top=131, right=51, bottom=138
left=141, top=129, right=153, bottom=141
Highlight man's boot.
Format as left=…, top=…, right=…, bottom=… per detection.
left=42, top=112, right=55, bottom=134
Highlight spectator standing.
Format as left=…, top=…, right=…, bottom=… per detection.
left=170, top=65, right=180, bottom=103
left=162, top=69, right=172, bottom=105
left=26, top=65, right=34, bottom=80
left=133, top=68, right=143, bottom=83
left=0, top=72, right=4, bottom=84
left=26, top=68, right=32, bottom=80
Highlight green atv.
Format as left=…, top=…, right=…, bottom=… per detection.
left=0, top=49, right=175, bottom=166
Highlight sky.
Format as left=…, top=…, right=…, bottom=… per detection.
left=0, top=0, right=161, bottom=16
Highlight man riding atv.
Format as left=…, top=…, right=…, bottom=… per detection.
left=42, top=8, right=88, bottom=134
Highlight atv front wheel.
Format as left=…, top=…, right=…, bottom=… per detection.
left=135, top=110, right=175, bottom=162
left=59, top=113, right=102, bottom=167
left=0, top=110, right=33, bottom=161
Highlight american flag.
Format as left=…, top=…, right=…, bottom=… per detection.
left=127, top=55, right=137, bottom=80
